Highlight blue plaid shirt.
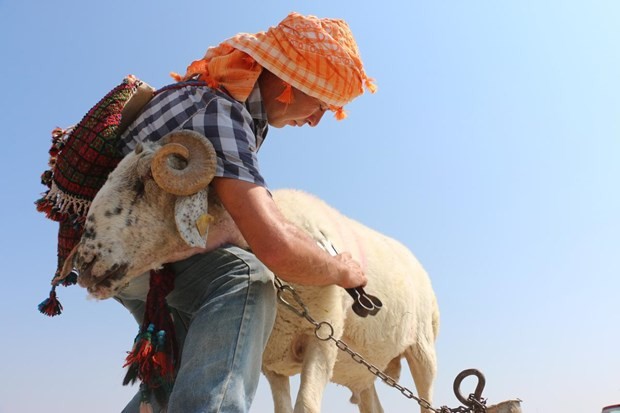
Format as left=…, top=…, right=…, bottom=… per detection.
left=119, top=81, right=269, bottom=187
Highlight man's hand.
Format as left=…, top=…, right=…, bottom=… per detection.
left=334, top=252, right=367, bottom=289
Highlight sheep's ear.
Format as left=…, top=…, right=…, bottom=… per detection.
left=174, top=188, right=211, bottom=248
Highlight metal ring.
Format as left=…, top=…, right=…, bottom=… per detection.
left=314, top=321, right=335, bottom=341
left=453, top=368, right=486, bottom=407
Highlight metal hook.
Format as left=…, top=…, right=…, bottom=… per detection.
left=276, top=283, right=309, bottom=319
left=316, top=234, right=383, bottom=317
left=453, top=368, right=486, bottom=409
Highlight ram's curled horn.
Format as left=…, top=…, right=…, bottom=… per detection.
left=151, top=130, right=217, bottom=196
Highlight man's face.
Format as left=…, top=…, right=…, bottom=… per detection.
left=264, top=87, right=328, bottom=128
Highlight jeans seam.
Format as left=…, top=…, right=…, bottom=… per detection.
left=213, top=256, right=254, bottom=413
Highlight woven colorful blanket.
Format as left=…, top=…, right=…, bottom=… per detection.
left=36, top=75, right=154, bottom=315
left=36, top=75, right=186, bottom=410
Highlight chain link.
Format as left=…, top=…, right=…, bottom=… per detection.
left=274, top=278, right=478, bottom=413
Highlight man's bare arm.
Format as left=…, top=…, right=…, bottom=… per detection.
left=212, top=177, right=366, bottom=288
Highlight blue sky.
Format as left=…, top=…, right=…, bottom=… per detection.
left=1, top=1, right=618, bottom=412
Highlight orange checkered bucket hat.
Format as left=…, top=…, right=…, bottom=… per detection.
left=171, top=12, right=376, bottom=119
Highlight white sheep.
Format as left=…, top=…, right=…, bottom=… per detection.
left=263, top=190, right=439, bottom=413
left=64, top=130, right=440, bottom=413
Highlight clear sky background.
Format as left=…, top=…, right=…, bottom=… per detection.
left=1, top=1, right=618, bottom=412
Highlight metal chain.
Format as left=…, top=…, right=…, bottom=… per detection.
left=274, top=278, right=477, bottom=413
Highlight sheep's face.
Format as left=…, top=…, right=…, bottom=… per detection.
left=70, top=131, right=217, bottom=299
left=73, top=144, right=181, bottom=298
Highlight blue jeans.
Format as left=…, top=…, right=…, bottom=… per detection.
left=116, top=245, right=277, bottom=413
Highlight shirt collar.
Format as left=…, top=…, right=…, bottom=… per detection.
left=244, top=83, right=267, bottom=121
left=244, top=82, right=268, bottom=150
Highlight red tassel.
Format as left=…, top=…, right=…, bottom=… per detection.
left=34, top=197, right=66, bottom=222
left=124, top=332, right=164, bottom=386
left=123, top=266, right=178, bottom=401
left=35, top=197, right=53, bottom=215
left=38, top=287, right=63, bottom=317
left=153, top=351, right=174, bottom=379
left=124, top=325, right=156, bottom=377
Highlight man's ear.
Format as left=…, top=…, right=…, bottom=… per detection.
left=174, top=188, right=212, bottom=248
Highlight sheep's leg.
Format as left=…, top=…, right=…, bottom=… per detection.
left=293, top=340, right=338, bottom=413
left=383, top=354, right=403, bottom=382
left=403, top=343, right=437, bottom=413
left=263, top=369, right=294, bottom=413
left=355, top=354, right=400, bottom=413
left=355, top=385, right=384, bottom=413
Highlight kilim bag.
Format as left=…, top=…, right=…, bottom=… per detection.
left=36, top=75, right=183, bottom=409
left=36, top=75, right=155, bottom=315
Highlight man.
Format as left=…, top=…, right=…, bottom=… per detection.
left=117, top=11, right=376, bottom=413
